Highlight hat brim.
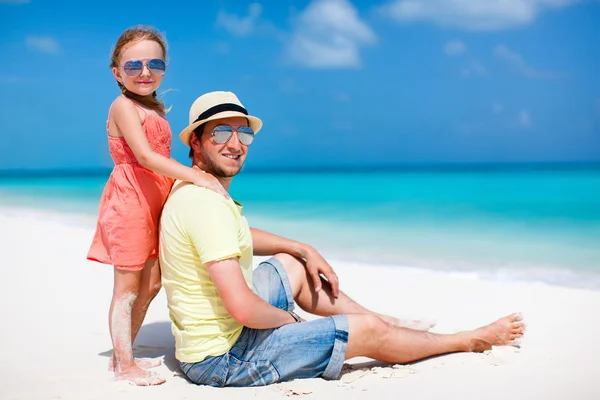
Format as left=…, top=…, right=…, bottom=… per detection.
left=179, top=111, right=263, bottom=147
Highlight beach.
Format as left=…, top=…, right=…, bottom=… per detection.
left=3, top=0, right=598, bottom=395
left=2, top=206, right=599, bottom=400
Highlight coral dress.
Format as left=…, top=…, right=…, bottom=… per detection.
left=87, top=102, right=174, bottom=269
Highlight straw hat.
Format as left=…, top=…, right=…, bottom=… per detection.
left=179, top=91, right=263, bottom=147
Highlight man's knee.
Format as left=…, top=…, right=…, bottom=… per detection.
left=346, top=314, right=390, bottom=358
left=350, top=314, right=391, bottom=342
left=272, top=253, right=306, bottom=296
left=273, top=253, right=303, bottom=267
left=273, top=253, right=305, bottom=277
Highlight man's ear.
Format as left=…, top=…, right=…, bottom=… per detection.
left=190, top=132, right=201, bottom=153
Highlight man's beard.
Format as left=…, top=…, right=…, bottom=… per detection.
left=198, top=149, right=244, bottom=178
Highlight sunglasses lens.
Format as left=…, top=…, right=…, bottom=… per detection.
left=123, top=60, right=143, bottom=77
left=148, top=58, right=166, bottom=76
left=213, top=126, right=233, bottom=144
left=237, top=127, right=255, bottom=145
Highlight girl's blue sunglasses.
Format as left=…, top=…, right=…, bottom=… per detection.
left=122, top=58, right=166, bottom=77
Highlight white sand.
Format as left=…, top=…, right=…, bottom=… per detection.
left=1, top=207, right=599, bottom=400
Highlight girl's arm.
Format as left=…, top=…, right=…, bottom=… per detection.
left=111, top=96, right=229, bottom=198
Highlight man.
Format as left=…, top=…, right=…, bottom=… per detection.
left=159, top=91, right=525, bottom=387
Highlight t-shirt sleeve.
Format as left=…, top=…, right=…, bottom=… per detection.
left=180, top=188, right=241, bottom=265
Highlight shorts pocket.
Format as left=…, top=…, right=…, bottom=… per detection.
left=225, top=353, right=280, bottom=387
left=182, top=356, right=227, bottom=387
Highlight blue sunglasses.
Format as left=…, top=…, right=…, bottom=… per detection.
left=122, top=58, right=166, bottom=77
left=212, top=125, right=255, bottom=146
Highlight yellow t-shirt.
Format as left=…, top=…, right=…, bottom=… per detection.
left=159, top=180, right=253, bottom=363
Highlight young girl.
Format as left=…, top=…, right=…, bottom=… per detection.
left=87, top=25, right=226, bottom=386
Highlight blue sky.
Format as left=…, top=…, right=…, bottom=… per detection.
left=1, top=0, right=599, bottom=170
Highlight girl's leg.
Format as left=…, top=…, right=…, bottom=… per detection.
left=131, top=258, right=162, bottom=342
left=129, top=258, right=163, bottom=368
left=109, top=266, right=165, bottom=386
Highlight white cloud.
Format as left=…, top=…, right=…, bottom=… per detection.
left=494, top=44, right=562, bottom=79
left=287, top=0, right=377, bottom=69
left=378, top=0, right=583, bottom=31
left=444, top=39, right=467, bottom=56
left=460, top=59, right=486, bottom=77
left=519, top=110, right=532, bottom=127
left=25, top=35, right=60, bottom=54
left=216, top=3, right=263, bottom=37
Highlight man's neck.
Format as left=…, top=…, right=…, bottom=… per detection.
left=193, top=162, right=232, bottom=192
left=218, top=177, right=232, bottom=192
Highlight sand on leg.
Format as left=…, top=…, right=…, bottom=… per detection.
left=109, top=267, right=165, bottom=386
left=109, top=258, right=163, bottom=371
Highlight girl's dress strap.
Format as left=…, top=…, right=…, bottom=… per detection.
left=129, top=99, right=149, bottom=116
left=106, top=104, right=113, bottom=132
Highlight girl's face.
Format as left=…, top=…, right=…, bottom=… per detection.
left=112, top=39, right=166, bottom=97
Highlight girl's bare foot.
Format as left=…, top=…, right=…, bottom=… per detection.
left=115, top=364, right=166, bottom=386
left=467, top=312, right=526, bottom=352
left=108, top=356, right=162, bottom=371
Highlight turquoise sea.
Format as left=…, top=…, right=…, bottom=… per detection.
left=1, top=165, right=599, bottom=290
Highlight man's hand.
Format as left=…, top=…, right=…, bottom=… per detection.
left=249, top=228, right=340, bottom=298
left=303, top=246, right=340, bottom=298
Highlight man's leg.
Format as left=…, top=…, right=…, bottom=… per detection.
left=272, top=253, right=525, bottom=363
left=344, top=312, right=523, bottom=363
left=274, top=253, right=434, bottom=330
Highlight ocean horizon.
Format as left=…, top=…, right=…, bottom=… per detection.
left=1, top=161, right=600, bottom=177
left=2, top=163, right=599, bottom=290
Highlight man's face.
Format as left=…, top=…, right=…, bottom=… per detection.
left=190, top=116, right=250, bottom=178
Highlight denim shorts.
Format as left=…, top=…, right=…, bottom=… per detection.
left=179, top=257, right=349, bottom=387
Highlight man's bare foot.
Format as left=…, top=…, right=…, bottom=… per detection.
left=115, top=365, right=166, bottom=386
left=467, top=312, right=525, bottom=352
left=108, top=356, right=162, bottom=371
left=378, top=315, right=437, bottom=331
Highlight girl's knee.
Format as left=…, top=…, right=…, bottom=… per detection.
left=148, top=281, right=162, bottom=299
left=112, top=291, right=138, bottom=309
left=113, top=267, right=144, bottom=294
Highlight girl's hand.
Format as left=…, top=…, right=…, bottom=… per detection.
left=192, top=169, right=230, bottom=199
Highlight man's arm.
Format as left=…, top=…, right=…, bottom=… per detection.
left=206, top=257, right=297, bottom=329
left=178, top=190, right=297, bottom=328
left=250, top=228, right=339, bottom=298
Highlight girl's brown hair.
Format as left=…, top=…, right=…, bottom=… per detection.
left=110, top=25, right=168, bottom=114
